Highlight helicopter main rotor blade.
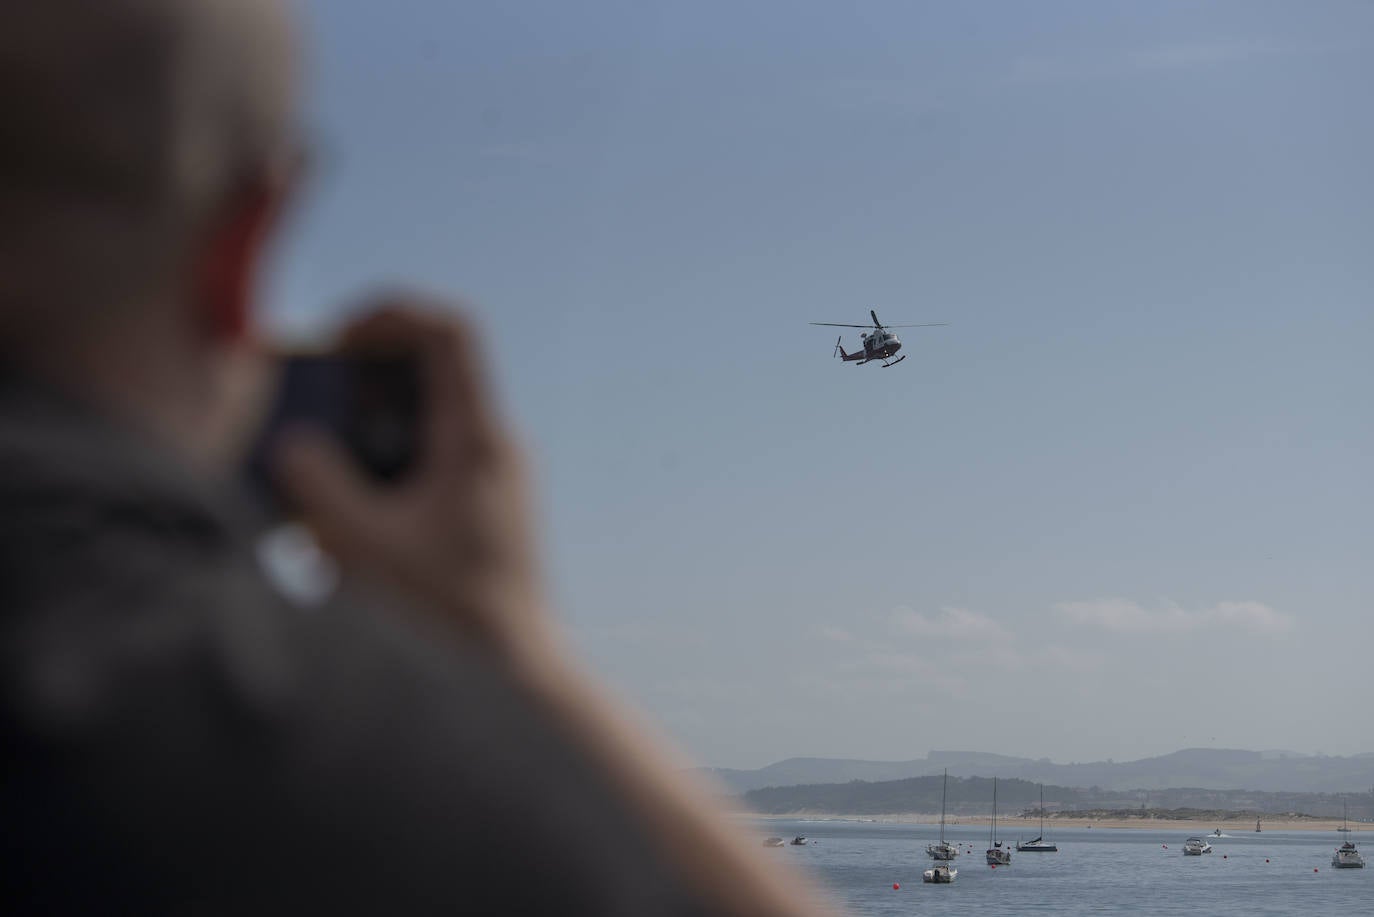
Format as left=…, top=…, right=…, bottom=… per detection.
left=871, top=309, right=882, bottom=328
left=810, top=321, right=949, bottom=328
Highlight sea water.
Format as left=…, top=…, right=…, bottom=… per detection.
left=756, top=820, right=1367, bottom=915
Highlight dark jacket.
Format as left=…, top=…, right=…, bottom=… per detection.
left=0, top=376, right=704, bottom=914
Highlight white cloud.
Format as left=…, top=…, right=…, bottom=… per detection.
left=816, top=625, right=855, bottom=643
left=799, top=605, right=1117, bottom=705
left=1040, top=643, right=1108, bottom=675
left=861, top=651, right=968, bottom=696
left=1054, top=598, right=1293, bottom=637
left=890, top=605, right=1013, bottom=642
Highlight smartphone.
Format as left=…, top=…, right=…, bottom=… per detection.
left=244, top=352, right=423, bottom=511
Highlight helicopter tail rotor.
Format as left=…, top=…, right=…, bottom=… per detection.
left=833, top=336, right=846, bottom=359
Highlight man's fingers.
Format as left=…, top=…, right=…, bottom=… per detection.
left=338, top=301, right=447, bottom=353
left=422, top=313, right=501, bottom=471
left=336, top=296, right=503, bottom=473
left=273, top=426, right=380, bottom=558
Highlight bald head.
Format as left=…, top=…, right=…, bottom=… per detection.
left=0, top=0, right=298, bottom=333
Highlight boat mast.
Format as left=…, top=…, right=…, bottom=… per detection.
left=939, top=769, right=948, bottom=845
left=990, top=778, right=997, bottom=847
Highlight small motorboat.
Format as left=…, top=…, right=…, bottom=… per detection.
left=1212, top=828, right=1223, bottom=837
left=922, top=863, right=957, bottom=884
left=1332, top=841, right=1365, bottom=869
left=1183, top=837, right=1213, bottom=855
left=790, top=835, right=808, bottom=846
left=762, top=836, right=785, bottom=847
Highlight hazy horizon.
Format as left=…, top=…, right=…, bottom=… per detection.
left=275, top=1, right=1373, bottom=772
left=706, top=745, right=1374, bottom=772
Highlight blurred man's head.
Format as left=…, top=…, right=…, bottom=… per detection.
left=0, top=0, right=298, bottom=460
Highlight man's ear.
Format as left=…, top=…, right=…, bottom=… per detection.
left=194, top=180, right=290, bottom=343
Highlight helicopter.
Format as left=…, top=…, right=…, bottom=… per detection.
left=810, top=310, right=947, bottom=367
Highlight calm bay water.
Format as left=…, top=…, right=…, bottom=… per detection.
left=755, top=820, right=1367, bottom=915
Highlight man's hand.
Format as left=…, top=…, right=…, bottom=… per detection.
left=273, top=299, right=547, bottom=657
left=272, top=297, right=831, bottom=916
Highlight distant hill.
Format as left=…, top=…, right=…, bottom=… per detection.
left=741, top=774, right=1374, bottom=821
left=698, top=748, right=1374, bottom=795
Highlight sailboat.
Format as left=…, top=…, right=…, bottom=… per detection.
left=1331, top=801, right=1365, bottom=869
left=1017, top=784, right=1058, bottom=852
left=926, top=769, right=958, bottom=861
left=986, top=777, right=1011, bottom=865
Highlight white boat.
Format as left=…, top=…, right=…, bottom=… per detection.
left=922, top=863, right=957, bottom=884
left=790, top=835, right=808, bottom=846
left=1182, top=837, right=1212, bottom=855
left=1017, top=784, right=1058, bottom=852
left=986, top=777, right=1011, bottom=866
left=1333, top=841, right=1365, bottom=868
left=926, top=769, right=959, bottom=861
left=1332, top=802, right=1365, bottom=868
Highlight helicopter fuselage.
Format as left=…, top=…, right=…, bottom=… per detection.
left=836, top=331, right=901, bottom=363
left=852, top=331, right=901, bottom=361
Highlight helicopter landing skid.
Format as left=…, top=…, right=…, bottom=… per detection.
left=881, top=355, right=907, bottom=368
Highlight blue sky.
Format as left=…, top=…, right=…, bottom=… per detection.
left=270, top=1, right=1373, bottom=768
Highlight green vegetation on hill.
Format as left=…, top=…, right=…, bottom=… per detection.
left=1061, top=807, right=1322, bottom=822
